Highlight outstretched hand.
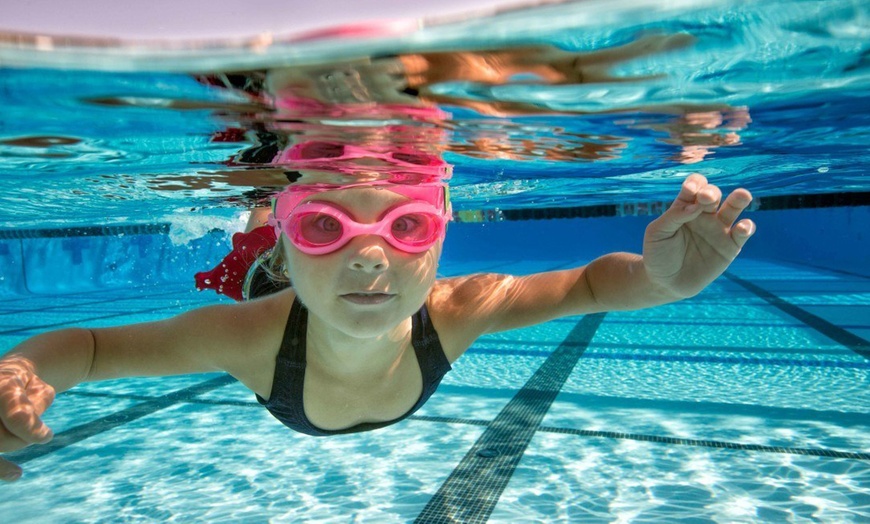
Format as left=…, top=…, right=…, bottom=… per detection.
left=643, top=174, right=755, bottom=299
left=0, top=357, right=56, bottom=482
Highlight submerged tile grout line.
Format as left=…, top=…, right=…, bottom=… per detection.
left=0, top=303, right=209, bottom=336
left=469, top=347, right=870, bottom=369
left=5, top=375, right=236, bottom=465
left=535, top=426, right=870, bottom=460
left=724, top=272, right=870, bottom=360
left=474, top=339, right=863, bottom=356
left=0, top=281, right=193, bottom=305
left=412, top=417, right=870, bottom=461
left=0, top=287, right=205, bottom=317
left=51, top=391, right=870, bottom=462
left=414, top=313, right=607, bottom=524
left=765, top=258, right=870, bottom=280
left=64, top=389, right=870, bottom=429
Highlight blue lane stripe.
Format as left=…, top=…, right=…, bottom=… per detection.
left=724, top=273, right=870, bottom=359
left=63, top=387, right=870, bottom=428
left=474, top=339, right=860, bottom=356
left=0, top=303, right=203, bottom=336
left=0, top=223, right=170, bottom=239
left=465, top=347, right=870, bottom=369
left=409, top=417, right=870, bottom=461
left=415, top=313, right=606, bottom=524
left=5, top=375, right=237, bottom=465
left=581, top=352, right=870, bottom=368
left=0, top=289, right=203, bottom=317
left=54, top=393, right=870, bottom=461
left=537, top=426, right=870, bottom=461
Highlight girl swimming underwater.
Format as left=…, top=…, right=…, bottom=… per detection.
left=0, top=173, right=754, bottom=481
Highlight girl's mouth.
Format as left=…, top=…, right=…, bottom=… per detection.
left=340, top=293, right=396, bottom=305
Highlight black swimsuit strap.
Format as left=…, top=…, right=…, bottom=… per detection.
left=277, top=296, right=308, bottom=364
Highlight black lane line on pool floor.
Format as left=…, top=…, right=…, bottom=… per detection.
left=412, top=417, right=870, bottom=461
left=414, top=312, right=606, bottom=524
left=6, top=374, right=237, bottom=465
left=55, top=387, right=870, bottom=463
left=0, top=287, right=199, bottom=317
left=0, top=302, right=210, bottom=336
left=724, top=273, right=870, bottom=360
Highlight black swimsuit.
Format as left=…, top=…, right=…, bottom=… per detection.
left=256, top=297, right=452, bottom=436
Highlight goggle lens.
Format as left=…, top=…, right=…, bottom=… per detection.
left=295, top=213, right=343, bottom=246
left=389, top=212, right=441, bottom=246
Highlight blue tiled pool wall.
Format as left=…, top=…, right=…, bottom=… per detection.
left=0, top=228, right=232, bottom=296
left=0, top=204, right=867, bottom=295
left=447, top=204, right=870, bottom=275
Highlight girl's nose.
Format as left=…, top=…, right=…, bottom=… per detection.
left=346, top=237, right=390, bottom=273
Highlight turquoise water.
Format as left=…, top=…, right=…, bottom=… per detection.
left=1, top=0, right=869, bottom=522
left=1, top=257, right=868, bottom=521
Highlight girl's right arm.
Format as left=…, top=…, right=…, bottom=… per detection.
left=0, top=291, right=292, bottom=481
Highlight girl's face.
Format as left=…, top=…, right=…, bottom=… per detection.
left=283, top=186, right=442, bottom=338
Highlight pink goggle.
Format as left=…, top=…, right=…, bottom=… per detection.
left=280, top=200, right=447, bottom=255
left=270, top=183, right=450, bottom=256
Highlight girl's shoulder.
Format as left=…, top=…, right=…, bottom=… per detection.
left=209, top=288, right=297, bottom=396
left=426, top=274, right=513, bottom=362
left=233, top=287, right=297, bottom=345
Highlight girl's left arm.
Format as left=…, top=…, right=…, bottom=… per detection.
left=432, top=175, right=755, bottom=357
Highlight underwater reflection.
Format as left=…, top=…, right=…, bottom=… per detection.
left=137, top=32, right=749, bottom=198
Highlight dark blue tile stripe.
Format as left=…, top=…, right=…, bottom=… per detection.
left=724, top=273, right=870, bottom=359
left=409, top=417, right=869, bottom=460
left=65, top=389, right=870, bottom=429
left=474, top=339, right=858, bottom=356
left=0, top=289, right=203, bottom=317
left=54, top=390, right=870, bottom=462
left=466, top=347, right=870, bottom=369
left=0, top=282, right=191, bottom=302
left=581, top=352, right=870, bottom=368
left=771, top=258, right=870, bottom=280
left=536, top=427, right=870, bottom=460
left=5, top=375, right=236, bottom=465
left=0, top=303, right=203, bottom=336
left=414, top=313, right=606, bottom=524
left=63, top=390, right=258, bottom=408
left=0, top=223, right=170, bottom=239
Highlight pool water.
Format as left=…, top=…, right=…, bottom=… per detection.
left=1, top=0, right=869, bottom=522
left=1, top=254, right=868, bottom=522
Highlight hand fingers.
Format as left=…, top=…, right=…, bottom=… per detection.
left=654, top=174, right=719, bottom=233
left=0, top=378, right=55, bottom=447
left=3, top=376, right=56, bottom=449
left=0, top=421, right=31, bottom=452
left=697, top=184, right=722, bottom=214
left=731, top=218, right=756, bottom=248
left=0, top=456, right=22, bottom=482
left=24, top=376, right=56, bottom=417
left=652, top=176, right=752, bottom=241
left=674, top=173, right=709, bottom=204
left=717, top=188, right=753, bottom=227
left=682, top=175, right=722, bottom=211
